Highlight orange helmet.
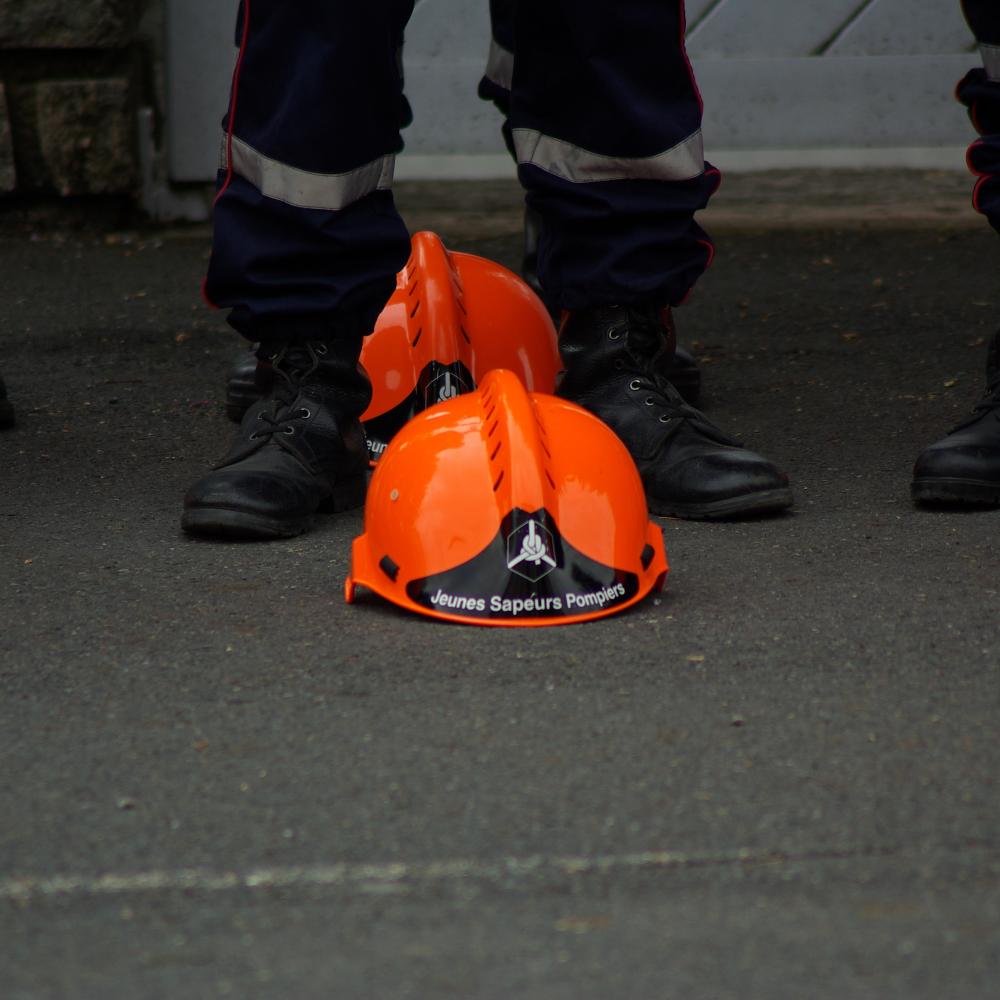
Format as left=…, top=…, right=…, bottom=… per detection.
left=346, top=369, right=668, bottom=626
left=359, top=231, right=560, bottom=461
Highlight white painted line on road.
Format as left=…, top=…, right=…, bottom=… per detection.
left=0, top=852, right=683, bottom=901
left=0, top=844, right=951, bottom=903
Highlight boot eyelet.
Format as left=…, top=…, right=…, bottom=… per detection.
left=283, top=426, right=296, bottom=435
left=629, top=379, right=642, bottom=391
left=249, top=431, right=260, bottom=440
left=314, top=344, right=328, bottom=356
left=644, top=397, right=655, bottom=406
left=607, top=328, right=621, bottom=340
left=298, top=407, right=312, bottom=419
left=659, top=414, right=671, bottom=423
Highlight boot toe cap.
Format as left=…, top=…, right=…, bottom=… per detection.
left=912, top=420, right=1000, bottom=503
left=182, top=469, right=317, bottom=538
left=644, top=447, right=792, bottom=518
left=187, top=469, right=313, bottom=514
left=914, top=439, right=1000, bottom=485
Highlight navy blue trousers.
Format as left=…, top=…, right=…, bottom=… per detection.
left=205, top=0, right=717, bottom=343
left=960, top=0, right=1000, bottom=233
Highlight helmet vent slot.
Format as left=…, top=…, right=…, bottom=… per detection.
left=409, top=299, right=421, bottom=319
left=492, top=471, right=505, bottom=492
left=460, top=325, right=471, bottom=344
left=487, top=419, right=499, bottom=438
left=411, top=327, right=423, bottom=347
left=485, top=404, right=496, bottom=421
left=408, top=279, right=419, bottom=297
left=490, top=441, right=502, bottom=461
left=545, top=470, right=556, bottom=490
left=533, top=412, right=551, bottom=457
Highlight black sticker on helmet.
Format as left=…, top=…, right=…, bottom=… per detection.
left=405, top=507, right=639, bottom=620
left=419, top=360, right=474, bottom=409
left=363, top=360, right=476, bottom=462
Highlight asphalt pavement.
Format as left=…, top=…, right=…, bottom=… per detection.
left=1, top=172, right=999, bottom=998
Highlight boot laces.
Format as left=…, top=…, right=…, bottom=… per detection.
left=617, top=307, right=694, bottom=422
left=627, top=371, right=689, bottom=423
left=615, top=306, right=740, bottom=445
left=248, top=342, right=327, bottom=442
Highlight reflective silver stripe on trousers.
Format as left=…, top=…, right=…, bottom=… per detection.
left=512, top=127, right=705, bottom=184
left=221, top=132, right=395, bottom=211
left=982, top=43, right=1000, bottom=82
left=485, top=38, right=514, bottom=92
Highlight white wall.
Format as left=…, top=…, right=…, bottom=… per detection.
left=166, top=0, right=979, bottom=184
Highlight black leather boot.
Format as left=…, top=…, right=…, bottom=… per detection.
left=521, top=206, right=702, bottom=405
left=557, top=303, right=792, bottom=519
left=0, top=372, right=13, bottom=428
left=221, top=218, right=704, bottom=421
left=183, top=336, right=371, bottom=539
left=225, top=347, right=274, bottom=422
left=911, top=329, right=1000, bottom=505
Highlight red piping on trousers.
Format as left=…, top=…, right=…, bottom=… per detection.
left=678, top=1, right=704, bottom=115
left=216, top=0, right=251, bottom=208
left=704, top=165, right=722, bottom=199
left=967, top=138, right=990, bottom=214
left=202, top=0, right=252, bottom=310
left=967, top=138, right=988, bottom=177
left=676, top=238, right=714, bottom=307
left=678, top=0, right=721, bottom=249
left=696, top=237, right=715, bottom=271
left=696, top=170, right=721, bottom=272
left=971, top=101, right=985, bottom=136
left=676, top=166, right=722, bottom=306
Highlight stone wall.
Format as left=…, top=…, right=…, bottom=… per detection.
left=0, top=0, right=157, bottom=200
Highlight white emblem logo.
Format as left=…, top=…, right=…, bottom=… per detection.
left=427, top=370, right=470, bottom=405
left=506, top=519, right=558, bottom=582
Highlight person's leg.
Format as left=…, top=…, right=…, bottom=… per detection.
left=479, top=0, right=517, bottom=157
left=475, top=0, right=702, bottom=404
left=959, top=0, right=1000, bottom=235
left=511, top=0, right=716, bottom=311
left=509, top=0, right=791, bottom=519
left=911, top=0, right=1000, bottom=505
left=205, top=0, right=413, bottom=343
left=183, top=0, right=415, bottom=539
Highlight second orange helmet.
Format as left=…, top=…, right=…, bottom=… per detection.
left=359, top=231, right=561, bottom=461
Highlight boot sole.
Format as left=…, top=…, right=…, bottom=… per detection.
left=181, top=477, right=368, bottom=540
left=181, top=507, right=311, bottom=539
left=648, top=487, right=794, bottom=520
left=911, top=478, right=1000, bottom=506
